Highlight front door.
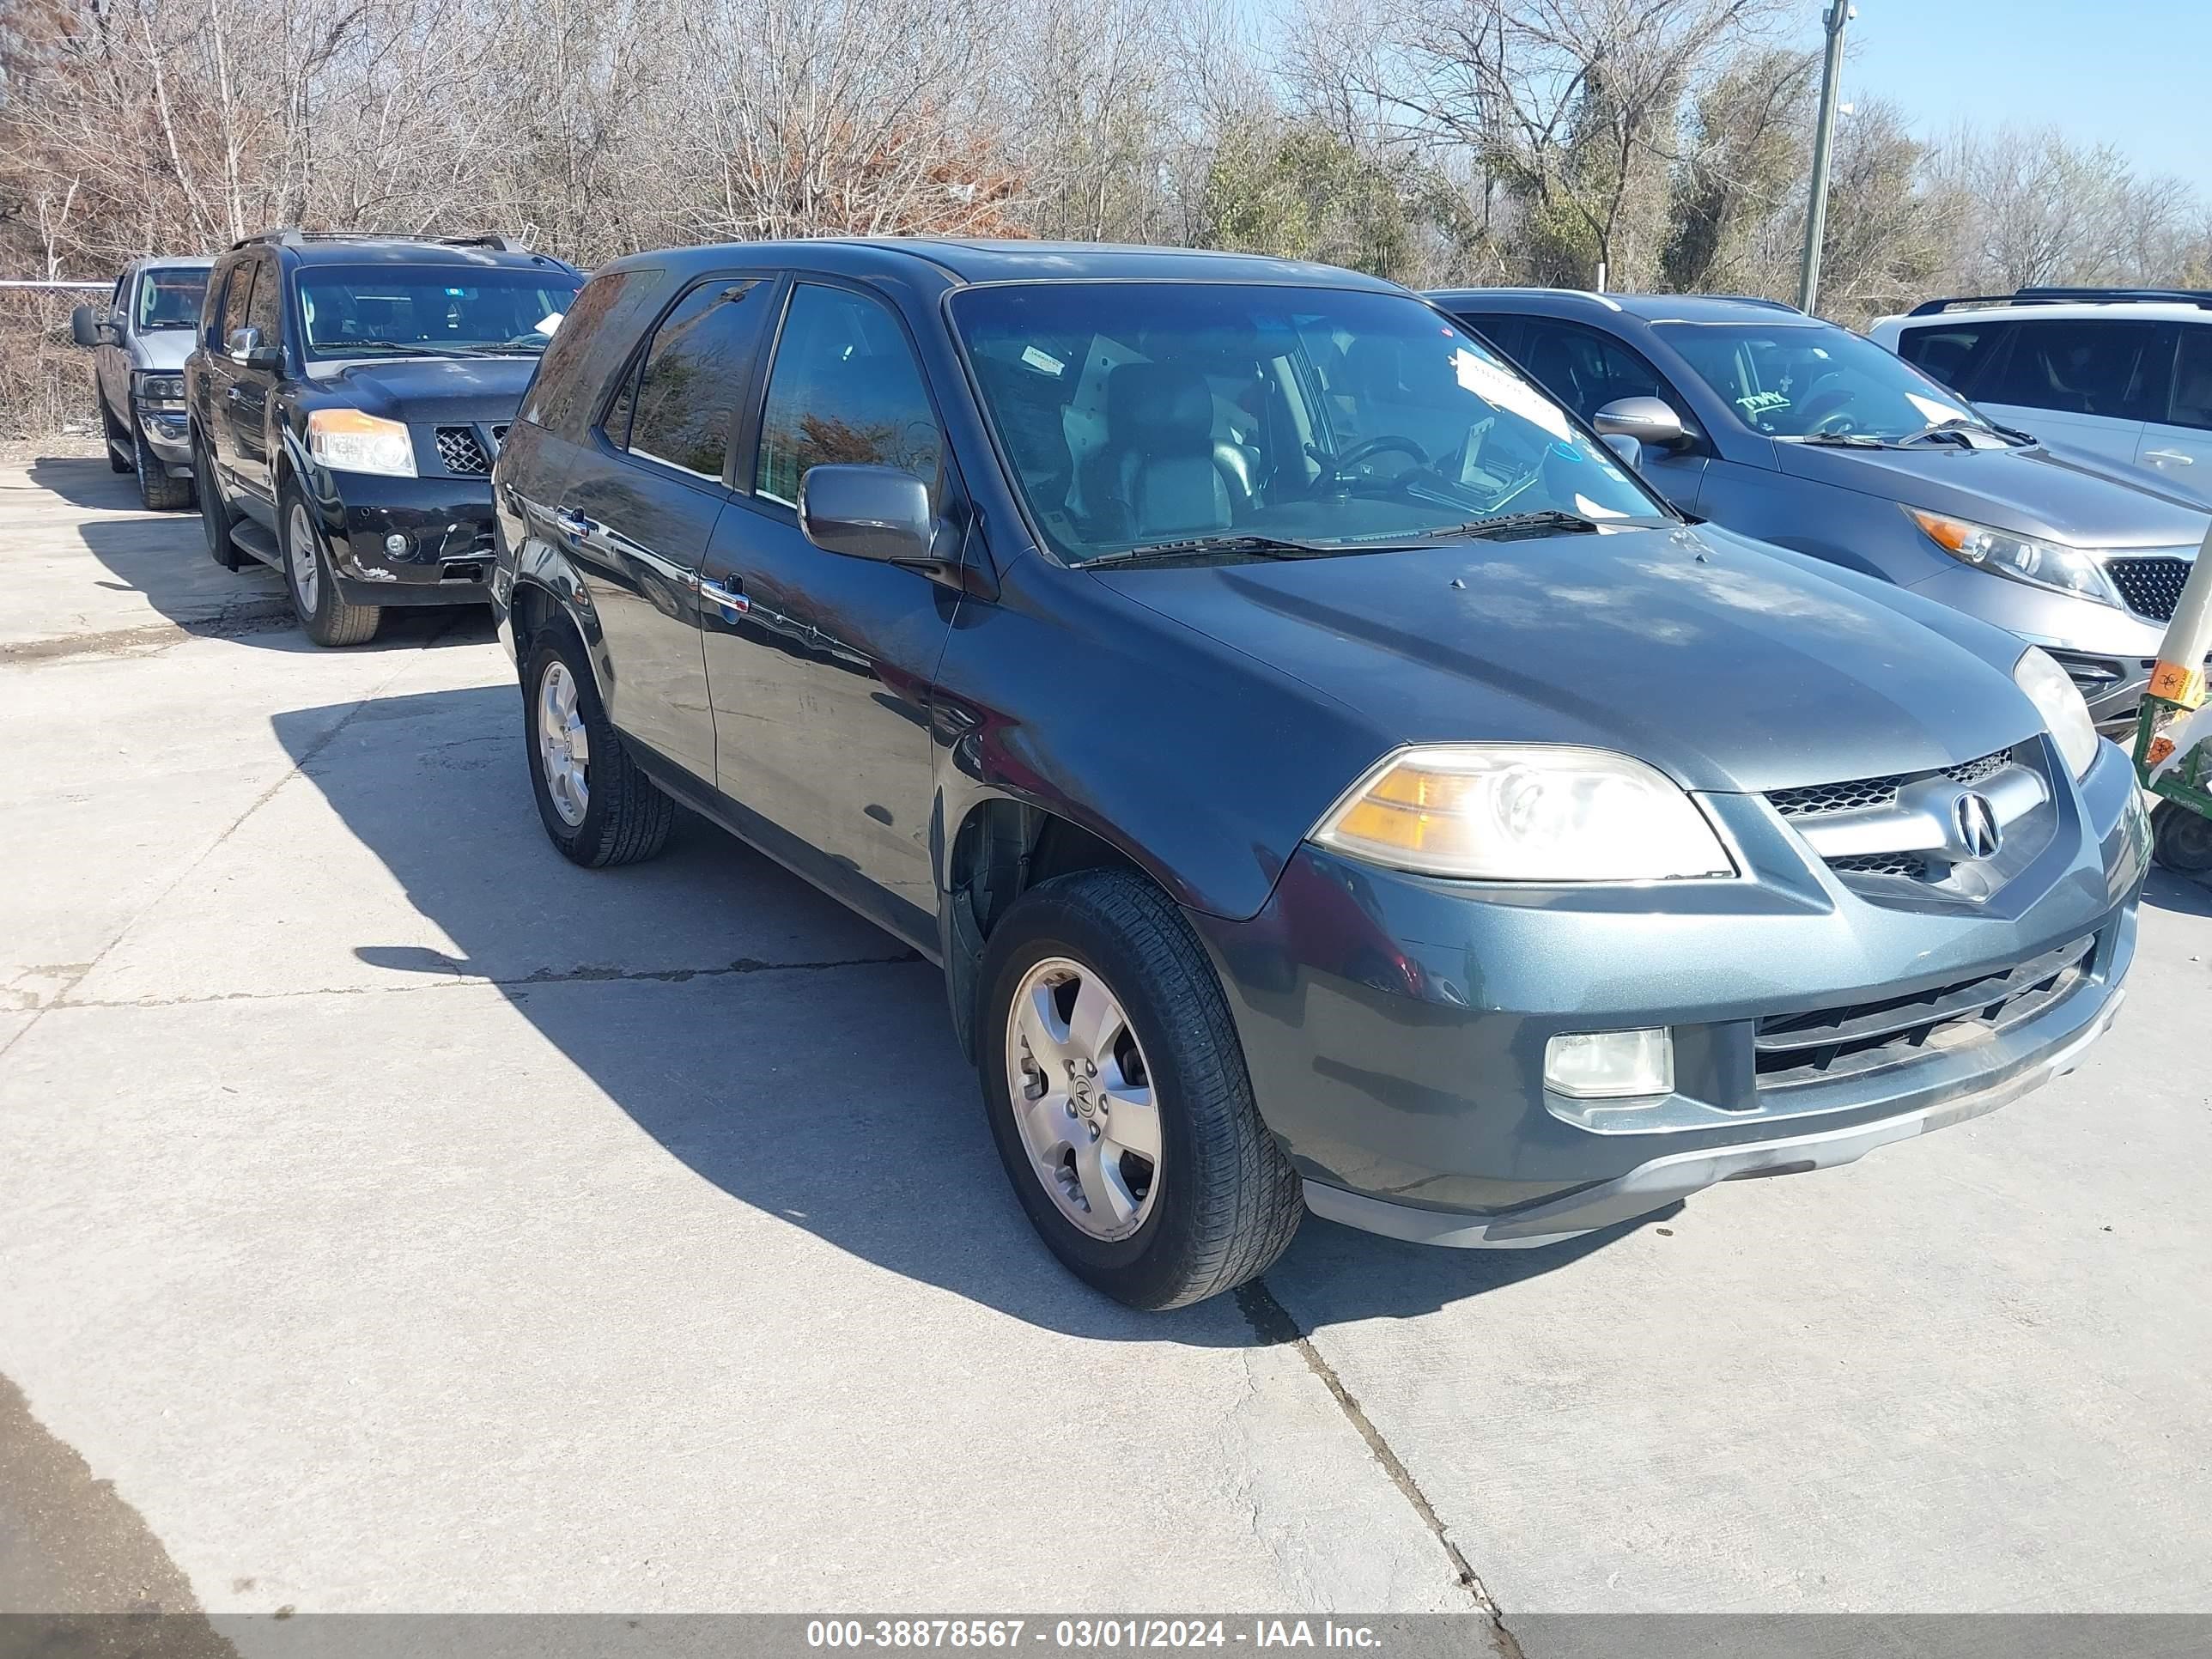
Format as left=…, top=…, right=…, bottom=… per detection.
left=1494, top=315, right=1711, bottom=512
left=2136, top=325, right=2212, bottom=489
left=698, top=279, right=960, bottom=948
left=198, top=260, right=256, bottom=489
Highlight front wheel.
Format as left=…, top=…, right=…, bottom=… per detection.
left=282, top=489, right=380, bottom=647
left=131, top=407, right=193, bottom=510
left=979, top=868, right=1304, bottom=1310
left=520, top=628, right=673, bottom=867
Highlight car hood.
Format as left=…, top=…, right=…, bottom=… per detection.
left=1098, top=524, right=2042, bottom=795
left=307, top=355, right=539, bottom=423
left=130, top=331, right=197, bottom=373
left=1775, top=438, right=2209, bottom=550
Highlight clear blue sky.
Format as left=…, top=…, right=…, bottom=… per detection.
left=1826, top=0, right=2212, bottom=191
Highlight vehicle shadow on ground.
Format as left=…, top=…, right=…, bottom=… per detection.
left=2142, top=866, right=2212, bottom=917
left=32, top=457, right=490, bottom=654
left=272, top=682, right=1647, bottom=1344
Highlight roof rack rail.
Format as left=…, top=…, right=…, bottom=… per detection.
left=1907, top=285, right=2212, bottom=317
left=1705, top=293, right=1802, bottom=313
left=228, top=228, right=520, bottom=252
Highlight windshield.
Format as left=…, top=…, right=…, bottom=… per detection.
left=1657, top=320, right=1984, bottom=442
left=137, top=268, right=208, bottom=332
left=949, top=283, right=1663, bottom=562
left=297, top=266, right=582, bottom=360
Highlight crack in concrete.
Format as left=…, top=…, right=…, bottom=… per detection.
left=0, top=602, right=294, bottom=665
left=1236, top=1280, right=1522, bottom=1650
left=43, top=951, right=926, bottom=1012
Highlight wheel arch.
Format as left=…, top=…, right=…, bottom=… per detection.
left=939, top=793, right=1166, bottom=1063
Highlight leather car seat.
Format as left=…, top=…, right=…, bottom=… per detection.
left=1099, top=363, right=1237, bottom=539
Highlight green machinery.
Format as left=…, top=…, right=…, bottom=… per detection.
left=2131, top=523, right=2212, bottom=876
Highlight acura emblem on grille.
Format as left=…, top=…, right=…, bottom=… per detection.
left=1954, top=792, right=2002, bottom=860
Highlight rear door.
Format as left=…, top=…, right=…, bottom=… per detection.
left=2135, top=322, right=2212, bottom=484
left=556, top=272, right=776, bottom=786
left=1960, top=315, right=2172, bottom=462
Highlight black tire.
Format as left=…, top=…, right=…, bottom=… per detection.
left=131, top=406, right=194, bottom=510
left=281, top=486, right=380, bottom=647
left=520, top=626, right=673, bottom=867
left=195, top=434, right=243, bottom=570
left=977, top=868, right=1304, bottom=1310
left=100, top=400, right=132, bottom=471
left=2151, top=799, right=2212, bottom=875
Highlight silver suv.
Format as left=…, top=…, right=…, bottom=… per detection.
left=70, top=256, right=214, bottom=511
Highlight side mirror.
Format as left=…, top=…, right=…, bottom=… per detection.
left=1593, top=396, right=1689, bottom=453
left=228, top=326, right=282, bottom=372
left=798, top=464, right=936, bottom=564
left=70, top=305, right=115, bottom=348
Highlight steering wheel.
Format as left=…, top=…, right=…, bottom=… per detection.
left=1808, top=404, right=1861, bottom=436
left=1319, top=434, right=1428, bottom=490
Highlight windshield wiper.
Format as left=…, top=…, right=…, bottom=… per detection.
left=1424, top=510, right=1605, bottom=542
left=1081, top=534, right=1337, bottom=568
left=1790, top=431, right=1889, bottom=448
left=329, top=341, right=520, bottom=360
left=1900, top=416, right=1996, bottom=448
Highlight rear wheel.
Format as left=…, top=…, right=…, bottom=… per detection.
left=131, top=405, right=193, bottom=510
left=2151, top=799, right=2212, bottom=875
left=195, top=434, right=241, bottom=570
left=979, top=868, right=1304, bottom=1310
left=283, top=489, right=380, bottom=647
left=521, top=627, right=673, bottom=867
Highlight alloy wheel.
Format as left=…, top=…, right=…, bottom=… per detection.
left=288, top=501, right=321, bottom=613
left=537, top=659, right=592, bottom=828
left=1004, top=956, right=1163, bottom=1242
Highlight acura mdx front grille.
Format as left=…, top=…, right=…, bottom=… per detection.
left=1767, top=749, right=2010, bottom=821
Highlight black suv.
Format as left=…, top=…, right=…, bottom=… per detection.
left=186, top=231, right=583, bottom=645
left=491, top=240, right=2137, bottom=1310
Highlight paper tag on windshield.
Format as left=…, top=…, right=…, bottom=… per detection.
left=534, top=313, right=565, bottom=336
left=1021, top=345, right=1065, bottom=376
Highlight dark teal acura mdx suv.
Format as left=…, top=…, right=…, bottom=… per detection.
left=489, top=240, right=2146, bottom=1310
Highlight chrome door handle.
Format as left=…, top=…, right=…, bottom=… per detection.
left=553, top=507, right=591, bottom=538
left=2144, top=448, right=2194, bottom=465
left=698, top=574, right=749, bottom=612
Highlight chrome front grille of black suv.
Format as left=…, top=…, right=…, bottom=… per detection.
left=1754, top=936, right=2094, bottom=1089
left=2106, top=556, right=2190, bottom=623
left=435, top=426, right=492, bottom=475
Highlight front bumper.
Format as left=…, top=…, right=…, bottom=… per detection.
left=303, top=468, right=497, bottom=608
left=1193, top=738, right=2148, bottom=1245
left=137, top=404, right=193, bottom=472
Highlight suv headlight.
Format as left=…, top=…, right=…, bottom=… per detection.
left=1311, top=744, right=1736, bottom=881
left=133, top=371, right=185, bottom=404
left=1906, top=507, right=2118, bottom=606
left=2014, top=646, right=2102, bottom=779
left=307, top=409, right=416, bottom=477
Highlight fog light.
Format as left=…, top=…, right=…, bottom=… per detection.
left=383, top=532, right=409, bottom=556
left=1544, top=1028, right=1674, bottom=1099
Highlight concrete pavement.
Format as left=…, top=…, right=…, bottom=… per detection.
left=2, top=458, right=2208, bottom=1632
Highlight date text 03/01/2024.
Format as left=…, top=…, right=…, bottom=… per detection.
left=803, top=1620, right=1388, bottom=1650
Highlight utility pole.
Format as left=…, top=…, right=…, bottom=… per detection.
left=1796, top=1, right=1855, bottom=314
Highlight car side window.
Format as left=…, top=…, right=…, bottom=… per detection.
left=1894, top=321, right=2011, bottom=395
left=754, top=283, right=944, bottom=509
left=246, top=258, right=283, bottom=348
left=524, top=269, right=635, bottom=434
left=1978, top=319, right=2170, bottom=420
left=1512, top=319, right=1672, bottom=422
left=603, top=277, right=769, bottom=480
left=219, top=263, right=256, bottom=350
left=2165, top=328, right=2212, bottom=431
